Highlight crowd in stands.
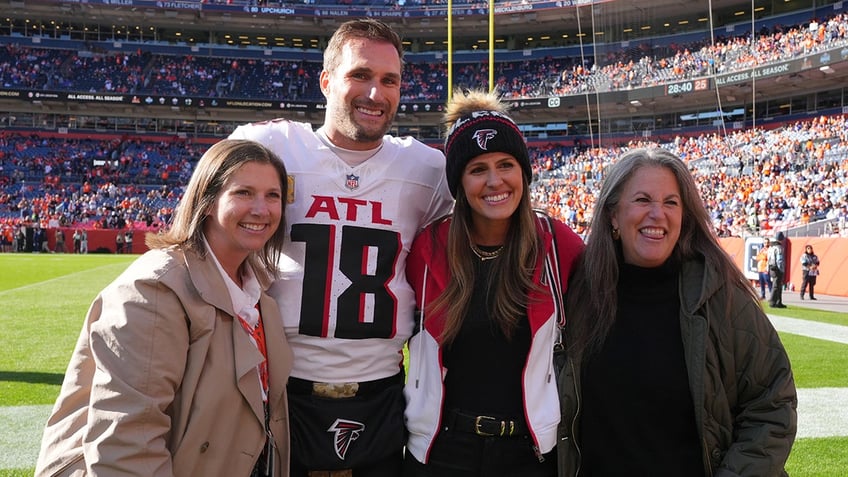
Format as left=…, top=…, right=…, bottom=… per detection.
left=411, top=10, right=848, bottom=98
left=2, top=12, right=846, bottom=103
left=0, top=131, right=200, bottom=247
left=529, top=114, right=848, bottom=239
left=2, top=113, right=847, bottom=253
left=2, top=10, right=848, bottom=250
left=0, top=46, right=326, bottom=102
left=541, top=11, right=848, bottom=97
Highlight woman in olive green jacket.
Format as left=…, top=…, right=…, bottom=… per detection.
left=557, top=148, right=796, bottom=476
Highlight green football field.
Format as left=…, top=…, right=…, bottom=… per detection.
left=0, top=253, right=846, bottom=475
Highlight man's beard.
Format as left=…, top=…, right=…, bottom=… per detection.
left=331, top=102, right=396, bottom=144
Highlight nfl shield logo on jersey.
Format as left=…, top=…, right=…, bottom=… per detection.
left=345, top=173, right=360, bottom=191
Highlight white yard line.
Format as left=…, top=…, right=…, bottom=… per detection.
left=767, top=316, right=848, bottom=438
left=768, top=315, right=848, bottom=345
left=796, top=388, right=848, bottom=439
left=0, top=404, right=50, bottom=470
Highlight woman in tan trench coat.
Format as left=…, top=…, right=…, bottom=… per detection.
left=35, top=139, right=293, bottom=477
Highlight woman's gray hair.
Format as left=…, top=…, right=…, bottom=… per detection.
left=566, top=147, right=755, bottom=359
left=588, top=147, right=714, bottom=265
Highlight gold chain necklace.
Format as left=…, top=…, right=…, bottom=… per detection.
left=470, top=243, right=503, bottom=261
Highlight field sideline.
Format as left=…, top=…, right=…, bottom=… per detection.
left=1, top=254, right=846, bottom=475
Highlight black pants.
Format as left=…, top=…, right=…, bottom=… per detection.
left=769, top=269, right=784, bottom=306
left=801, top=272, right=817, bottom=299
left=402, top=428, right=556, bottom=477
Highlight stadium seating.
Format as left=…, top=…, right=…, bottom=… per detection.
left=2, top=114, right=846, bottom=243
left=2, top=7, right=848, bottom=247
left=1, top=11, right=845, bottom=102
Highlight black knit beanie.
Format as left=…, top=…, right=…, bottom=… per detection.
left=443, top=109, right=531, bottom=198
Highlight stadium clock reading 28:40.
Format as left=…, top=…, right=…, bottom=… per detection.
left=666, top=79, right=708, bottom=96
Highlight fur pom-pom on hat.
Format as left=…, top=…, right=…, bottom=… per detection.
left=442, top=90, right=531, bottom=198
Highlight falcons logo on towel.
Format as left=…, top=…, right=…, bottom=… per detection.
left=328, top=419, right=365, bottom=460
left=473, top=129, right=498, bottom=150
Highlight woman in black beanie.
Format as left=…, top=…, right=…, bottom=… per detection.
left=402, top=89, right=584, bottom=477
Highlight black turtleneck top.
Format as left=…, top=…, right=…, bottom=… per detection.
left=580, top=259, right=704, bottom=476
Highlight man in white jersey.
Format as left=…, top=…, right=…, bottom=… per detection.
left=230, top=18, right=454, bottom=477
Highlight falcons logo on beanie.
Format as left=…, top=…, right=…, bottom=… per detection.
left=472, top=129, right=498, bottom=150
left=328, top=418, right=365, bottom=460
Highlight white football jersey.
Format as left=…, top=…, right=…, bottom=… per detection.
left=230, top=120, right=454, bottom=382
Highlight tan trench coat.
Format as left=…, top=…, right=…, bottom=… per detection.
left=35, top=246, right=292, bottom=476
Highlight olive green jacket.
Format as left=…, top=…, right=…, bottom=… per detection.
left=557, top=257, right=797, bottom=476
